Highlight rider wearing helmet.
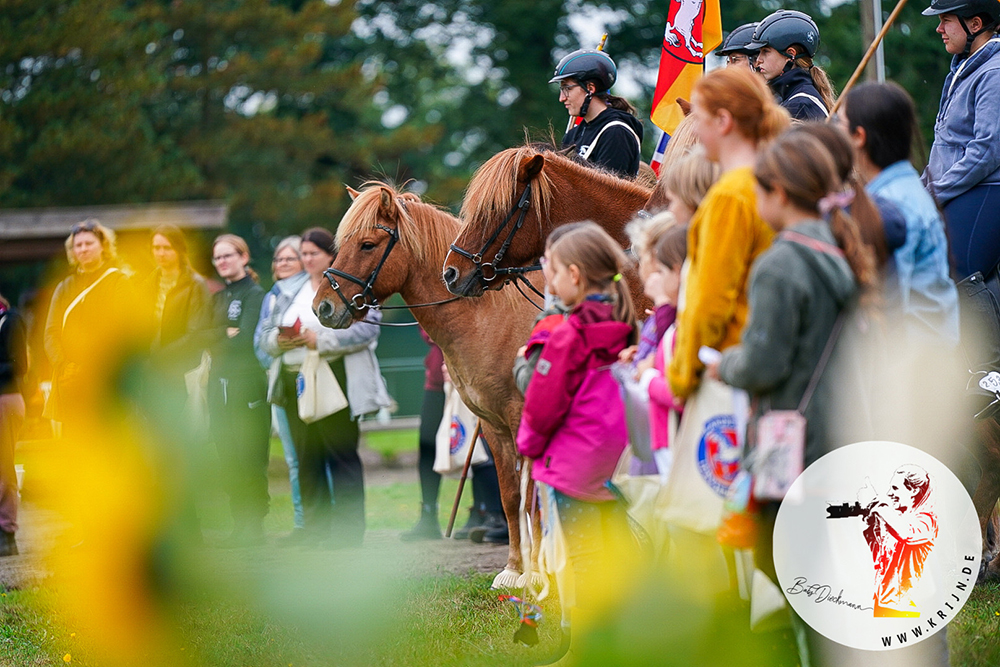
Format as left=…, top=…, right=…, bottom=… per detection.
left=922, top=0, right=1000, bottom=279
left=746, top=10, right=835, bottom=120
left=550, top=49, right=644, bottom=179
left=716, top=23, right=759, bottom=69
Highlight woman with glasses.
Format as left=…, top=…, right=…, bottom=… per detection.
left=550, top=49, right=644, bottom=178
left=257, top=227, right=391, bottom=549
left=44, top=219, right=132, bottom=434
left=207, top=234, right=270, bottom=547
left=716, top=23, right=759, bottom=70
left=253, top=236, right=309, bottom=541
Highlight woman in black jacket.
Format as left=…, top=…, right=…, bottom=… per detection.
left=208, top=234, right=270, bottom=547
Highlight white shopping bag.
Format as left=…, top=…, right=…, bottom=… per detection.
left=296, top=350, right=348, bottom=423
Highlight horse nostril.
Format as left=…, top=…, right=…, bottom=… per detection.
left=317, top=300, right=334, bottom=321
left=443, top=266, right=458, bottom=286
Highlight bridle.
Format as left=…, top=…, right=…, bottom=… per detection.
left=449, top=182, right=540, bottom=285
left=321, top=221, right=460, bottom=326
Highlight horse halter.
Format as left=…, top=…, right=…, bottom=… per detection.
left=322, top=223, right=399, bottom=314
left=449, top=182, right=535, bottom=285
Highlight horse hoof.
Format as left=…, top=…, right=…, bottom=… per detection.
left=515, top=571, right=546, bottom=590
left=490, top=568, right=522, bottom=590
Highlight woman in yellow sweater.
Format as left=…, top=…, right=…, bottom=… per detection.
left=668, top=68, right=790, bottom=399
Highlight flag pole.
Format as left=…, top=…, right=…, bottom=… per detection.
left=829, top=0, right=909, bottom=116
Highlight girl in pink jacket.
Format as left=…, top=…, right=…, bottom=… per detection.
left=516, top=222, right=637, bottom=658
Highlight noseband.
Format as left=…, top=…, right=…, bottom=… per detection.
left=449, top=182, right=536, bottom=284
left=322, top=223, right=399, bottom=314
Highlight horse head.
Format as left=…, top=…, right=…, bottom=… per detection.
left=443, top=146, right=555, bottom=297
left=314, top=183, right=419, bottom=329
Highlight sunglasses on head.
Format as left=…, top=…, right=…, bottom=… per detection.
left=71, top=220, right=99, bottom=235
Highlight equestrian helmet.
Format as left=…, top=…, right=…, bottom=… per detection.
left=549, top=49, right=617, bottom=92
left=717, top=23, right=760, bottom=56
left=922, top=0, right=1000, bottom=23
left=746, top=10, right=821, bottom=58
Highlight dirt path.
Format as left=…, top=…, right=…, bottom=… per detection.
left=0, top=447, right=509, bottom=591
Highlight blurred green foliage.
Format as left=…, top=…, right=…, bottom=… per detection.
left=0, top=0, right=953, bottom=258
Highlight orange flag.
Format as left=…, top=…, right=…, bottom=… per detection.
left=650, top=0, right=723, bottom=136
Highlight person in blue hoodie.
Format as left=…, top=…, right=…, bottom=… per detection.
left=922, top=0, right=1000, bottom=280
left=747, top=10, right=835, bottom=120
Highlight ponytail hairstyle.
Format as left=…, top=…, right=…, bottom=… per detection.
left=212, top=233, right=259, bottom=284
left=597, top=92, right=638, bottom=116
left=693, top=67, right=791, bottom=145
left=548, top=222, right=638, bottom=337
left=791, top=123, right=888, bottom=269
left=786, top=45, right=837, bottom=112
left=754, top=132, right=877, bottom=297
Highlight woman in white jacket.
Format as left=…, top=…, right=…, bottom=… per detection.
left=257, top=227, right=391, bottom=547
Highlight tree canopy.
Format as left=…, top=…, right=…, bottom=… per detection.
left=1, top=0, right=955, bottom=256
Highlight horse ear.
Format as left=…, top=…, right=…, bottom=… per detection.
left=557, top=145, right=576, bottom=158
left=378, top=187, right=399, bottom=218
left=346, top=186, right=362, bottom=201
left=517, top=154, right=545, bottom=183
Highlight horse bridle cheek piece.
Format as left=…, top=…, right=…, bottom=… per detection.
left=322, top=223, right=399, bottom=314
left=449, top=182, right=536, bottom=286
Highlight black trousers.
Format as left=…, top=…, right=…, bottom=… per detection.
left=418, top=388, right=445, bottom=508
left=208, top=370, right=271, bottom=525
left=282, top=358, right=363, bottom=542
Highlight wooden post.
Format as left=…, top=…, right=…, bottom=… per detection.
left=830, top=0, right=910, bottom=116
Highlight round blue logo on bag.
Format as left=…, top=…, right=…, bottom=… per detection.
left=449, top=418, right=466, bottom=455
left=295, top=372, right=305, bottom=399
left=697, top=415, right=740, bottom=496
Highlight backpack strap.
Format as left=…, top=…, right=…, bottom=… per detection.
left=580, top=121, right=641, bottom=160
left=788, top=92, right=829, bottom=118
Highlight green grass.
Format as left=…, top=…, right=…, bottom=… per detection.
left=362, top=429, right=419, bottom=463
left=5, top=453, right=1000, bottom=666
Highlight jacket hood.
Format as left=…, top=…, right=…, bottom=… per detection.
left=588, top=107, right=644, bottom=138
left=769, top=67, right=816, bottom=100
left=779, top=220, right=856, bottom=306
left=571, top=300, right=633, bottom=358
left=950, top=36, right=1000, bottom=83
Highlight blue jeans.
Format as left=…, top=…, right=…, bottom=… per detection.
left=272, top=404, right=303, bottom=528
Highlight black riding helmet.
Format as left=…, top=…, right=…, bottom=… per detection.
left=550, top=49, right=617, bottom=117
left=923, top=0, right=1000, bottom=55
left=717, top=23, right=760, bottom=56
left=746, top=10, right=821, bottom=58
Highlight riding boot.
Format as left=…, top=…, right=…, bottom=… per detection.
left=469, top=511, right=508, bottom=544
left=452, top=506, right=486, bottom=540
left=401, top=503, right=442, bottom=541
left=0, top=530, right=18, bottom=557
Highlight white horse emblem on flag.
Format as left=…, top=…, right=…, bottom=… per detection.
left=665, top=0, right=705, bottom=59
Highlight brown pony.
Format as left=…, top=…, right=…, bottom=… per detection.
left=313, top=182, right=542, bottom=588
left=442, top=144, right=653, bottom=308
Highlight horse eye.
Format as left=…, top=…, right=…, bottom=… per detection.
left=361, top=241, right=376, bottom=251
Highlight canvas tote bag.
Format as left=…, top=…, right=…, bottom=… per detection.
left=657, top=376, right=741, bottom=534
left=433, top=383, right=488, bottom=477
left=296, top=350, right=348, bottom=423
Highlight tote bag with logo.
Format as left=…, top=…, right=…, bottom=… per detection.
left=296, top=350, right=348, bottom=423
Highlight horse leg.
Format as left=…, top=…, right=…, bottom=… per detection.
left=481, top=421, right=523, bottom=589
left=972, top=417, right=1000, bottom=583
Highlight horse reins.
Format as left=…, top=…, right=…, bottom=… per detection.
left=321, top=221, right=461, bottom=327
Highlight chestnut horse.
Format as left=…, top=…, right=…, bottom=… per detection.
left=312, top=183, right=541, bottom=589
left=442, top=144, right=653, bottom=306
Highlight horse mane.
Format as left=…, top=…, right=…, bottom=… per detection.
left=459, top=143, right=654, bottom=242
left=336, top=181, right=458, bottom=265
